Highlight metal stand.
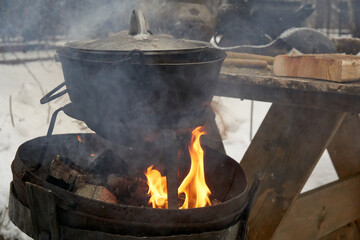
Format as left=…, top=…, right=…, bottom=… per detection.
left=161, top=130, right=179, bottom=209
left=35, top=106, right=65, bottom=171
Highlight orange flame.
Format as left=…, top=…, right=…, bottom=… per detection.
left=144, top=126, right=211, bottom=209
left=178, top=126, right=211, bottom=209
left=77, top=135, right=82, bottom=143
left=145, top=165, right=168, bottom=209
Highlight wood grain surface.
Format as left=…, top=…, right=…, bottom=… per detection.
left=239, top=104, right=345, bottom=240
left=274, top=54, right=360, bottom=82
left=319, top=223, right=360, bottom=240
left=325, top=114, right=360, bottom=239
left=273, top=174, right=360, bottom=240
left=217, top=69, right=360, bottom=113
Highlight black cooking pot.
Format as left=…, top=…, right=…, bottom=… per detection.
left=42, top=10, right=225, bottom=144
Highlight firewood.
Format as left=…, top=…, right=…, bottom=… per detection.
left=107, top=174, right=130, bottom=194
left=75, top=184, right=118, bottom=204
left=226, top=51, right=275, bottom=64
left=274, top=54, right=360, bottom=82
left=48, top=155, right=99, bottom=190
left=223, top=58, right=268, bottom=69
left=107, top=174, right=148, bottom=206
left=131, top=180, right=149, bottom=206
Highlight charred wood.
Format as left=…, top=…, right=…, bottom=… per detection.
left=107, top=174, right=148, bottom=207
left=47, top=155, right=149, bottom=207
left=47, top=155, right=100, bottom=191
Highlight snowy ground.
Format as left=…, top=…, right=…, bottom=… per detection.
left=0, top=51, right=338, bottom=239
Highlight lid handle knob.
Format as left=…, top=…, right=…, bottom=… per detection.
left=129, top=10, right=149, bottom=36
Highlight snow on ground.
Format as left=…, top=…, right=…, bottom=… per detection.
left=0, top=51, right=338, bottom=239
left=0, top=51, right=91, bottom=239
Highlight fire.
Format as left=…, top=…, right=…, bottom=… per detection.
left=178, top=126, right=211, bottom=209
left=145, top=165, right=168, bottom=209
left=144, top=126, right=211, bottom=209
left=77, top=135, right=82, bottom=143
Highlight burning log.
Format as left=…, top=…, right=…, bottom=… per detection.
left=75, top=184, right=118, bottom=204
left=47, top=155, right=100, bottom=190
left=107, top=174, right=148, bottom=207
left=47, top=155, right=149, bottom=207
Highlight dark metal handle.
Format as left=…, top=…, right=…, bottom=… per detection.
left=40, top=82, right=68, bottom=104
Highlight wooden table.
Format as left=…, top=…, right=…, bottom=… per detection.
left=215, top=67, right=360, bottom=240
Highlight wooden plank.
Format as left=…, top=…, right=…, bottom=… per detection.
left=326, top=113, right=360, bottom=239
left=272, top=174, right=360, bottom=240
left=219, top=68, right=360, bottom=96
left=226, top=52, right=275, bottom=64
left=25, top=182, right=60, bottom=240
left=328, top=114, right=360, bottom=178
left=273, top=54, right=360, bottom=82
left=275, top=114, right=360, bottom=240
left=216, top=71, right=360, bottom=113
left=239, top=104, right=345, bottom=240
left=223, top=58, right=268, bottom=69
left=319, top=223, right=360, bottom=240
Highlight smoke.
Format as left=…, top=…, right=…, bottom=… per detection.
left=63, top=1, right=141, bottom=40
left=0, top=0, right=223, bottom=42
left=0, top=0, right=155, bottom=41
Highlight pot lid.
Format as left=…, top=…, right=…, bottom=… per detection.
left=65, top=10, right=209, bottom=52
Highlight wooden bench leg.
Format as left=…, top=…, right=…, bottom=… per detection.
left=240, top=103, right=345, bottom=240
left=273, top=173, right=360, bottom=240
left=324, top=113, right=360, bottom=240
left=319, top=223, right=360, bottom=240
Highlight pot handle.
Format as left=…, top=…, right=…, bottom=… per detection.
left=129, top=9, right=149, bottom=36
left=40, top=82, right=68, bottom=104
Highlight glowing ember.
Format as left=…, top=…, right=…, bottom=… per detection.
left=77, top=135, right=82, bottom=143
left=145, top=165, right=168, bottom=209
left=144, top=126, right=212, bottom=209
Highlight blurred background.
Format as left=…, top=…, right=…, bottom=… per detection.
left=0, top=0, right=359, bottom=43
